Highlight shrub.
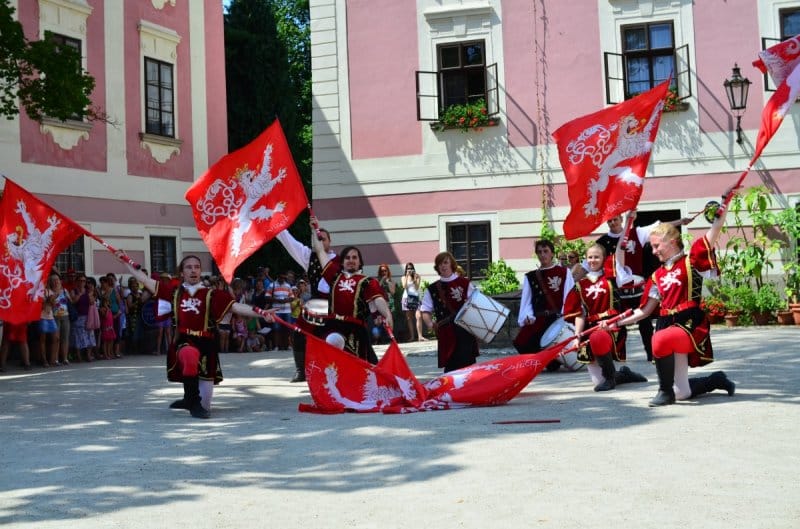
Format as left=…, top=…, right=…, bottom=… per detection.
left=480, top=259, right=520, bottom=295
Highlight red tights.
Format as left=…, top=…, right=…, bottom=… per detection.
left=589, top=330, right=612, bottom=356
left=652, top=326, right=692, bottom=359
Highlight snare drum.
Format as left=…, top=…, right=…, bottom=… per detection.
left=454, top=291, right=510, bottom=343
left=301, top=298, right=329, bottom=326
left=539, top=318, right=584, bottom=371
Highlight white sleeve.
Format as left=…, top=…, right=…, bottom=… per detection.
left=518, top=277, right=533, bottom=326
left=276, top=230, right=312, bottom=270
left=614, top=255, right=635, bottom=286
left=636, top=221, right=660, bottom=245
left=420, top=287, right=434, bottom=313
left=561, top=269, right=574, bottom=309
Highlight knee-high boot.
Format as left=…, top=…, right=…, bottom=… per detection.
left=170, top=377, right=200, bottom=410
left=614, top=365, right=648, bottom=385
left=649, top=355, right=676, bottom=406
left=593, top=354, right=617, bottom=392
left=290, top=334, right=306, bottom=383
left=689, top=370, right=735, bottom=398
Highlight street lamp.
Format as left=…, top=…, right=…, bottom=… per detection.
left=723, top=63, right=751, bottom=144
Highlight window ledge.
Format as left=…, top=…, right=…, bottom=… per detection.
left=39, top=117, right=92, bottom=150
left=139, top=132, right=182, bottom=163
left=430, top=117, right=501, bottom=132
left=664, top=102, right=690, bottom=113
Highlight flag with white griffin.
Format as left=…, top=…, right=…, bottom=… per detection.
left=553, top=79, right=670, bottom=240
left=751, top=35, right=800, bottom=165
left=185, top=119, right=308, bottom=282
left=0, top=178, right=87, bottom=324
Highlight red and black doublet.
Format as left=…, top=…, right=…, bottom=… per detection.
left=514, top=266, right=568, bottom=353
left=564, top=272, right=627, bottom=362
left=155, top=280, right=234, bottom=384
left=322, top=261, right=384, bottom=363
left=428, top=275, right=478, bottom=371
left=647, top=236, right=717, bottom=367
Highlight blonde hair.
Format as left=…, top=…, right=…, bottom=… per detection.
left=650, top=222, right=683, bottom=249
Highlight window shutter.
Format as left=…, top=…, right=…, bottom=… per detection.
left=416, top=70, right=441, bottom=121
left=603, top=51, right=624, bottom=104
left=761, top=37, right=780, bottom=92
left=485, top=62, right=499, bottom=116
left=675, top=43, right=692, bottom=100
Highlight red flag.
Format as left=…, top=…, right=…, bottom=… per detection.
left=553, top=79, right=670, bottom=239
left=185, top=119, right=308, bottom=282
left=0, top=178, right=87, bottom=324
left=299, top=333, right=409, bottom=414
left=753, top=35, right=800, bottom=87
left=376, top=339, right=427, bottom=408
left=750, top=68, right=800, bottom=164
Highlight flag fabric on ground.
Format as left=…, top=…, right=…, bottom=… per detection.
left=750, top=36, right=800, bottom=164
left=0, top=178, right=87, bottom=324
left=553, top=79, right=670, bottom=239
left=185, top=119, right=308, bottom=282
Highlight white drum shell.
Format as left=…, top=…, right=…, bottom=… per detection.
left=540, top=319, right=584, bottom=371
left=453, top=291, right=510, bottom=343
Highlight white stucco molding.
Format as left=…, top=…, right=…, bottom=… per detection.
left=139, top=132, right=182, bottom=163
left=39, top=118, right=92, bottom=150
left=138, top=20, right=181, bottom=62
left=151, top=0, right=176, bottom=10
left=38, top=0, right=93, bottom=39
left=423, top=2, right=494, bottom=21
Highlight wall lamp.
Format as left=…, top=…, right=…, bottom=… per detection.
left=723, top=63, right=751, bottom=144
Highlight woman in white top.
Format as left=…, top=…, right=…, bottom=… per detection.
left=401, top=262, right=428, bottom=342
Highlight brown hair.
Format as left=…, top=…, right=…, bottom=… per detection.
left=377, top=263, right=392, bottom=280
left=434, top=251, right=466, bottom=277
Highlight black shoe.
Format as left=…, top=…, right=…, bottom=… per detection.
left=190, top=405, right=211, bottom=419
left=290, top=371, right=306, bottom=383
left=649, top=389, right=676, bottom=407
left=594, top=378, right=616, bottom=392
left=710, top=371, right=735, bottom=396
left=169, top=399, right=190, bottom=410
left=616, top=365, right=648, bottom=384
left=545, top=359, right=561, bottom=372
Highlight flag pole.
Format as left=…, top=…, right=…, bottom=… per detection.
left=91, top=232, right=141, bottom=270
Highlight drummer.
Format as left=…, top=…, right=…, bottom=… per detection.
left=420, top=251, right=479, bottom=372
left=563, top=243, right=648, bottom=392
left=514, top=239, right=574, bottom=371
left=597, top=210, right=691, bottom=361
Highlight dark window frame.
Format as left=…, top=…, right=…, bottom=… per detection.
left=44, top=32, right=84, bottom=120
left=603, top=20, right=691, bottom=105
left=760, top=8, right=800, bottom=91
left=446, top=221, right=491, bottom=280
left=415, top=39, right=499, bottom=122
left=144, top=57, right=175, bottom=137
left=55, top=235, right=86, bottom=274
left=150, top=236, right=176, bottom=275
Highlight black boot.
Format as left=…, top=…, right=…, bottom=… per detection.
left=290, top=338, right=306, bottom=383
left=169, top=378, right=197, bottom=410
left=186, top=378, right=210, bottom=419
left=649, top=355, right=676, bottom=406
left=690, top=371, right=735, bottom=398
left=614, top=365, right=648, bottom=385
left=593, top=354, right=617, bottom=392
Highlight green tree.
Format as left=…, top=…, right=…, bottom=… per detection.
left=0, top=1, right=97, bottom=121
left=224, top=0, right=312, bottom=277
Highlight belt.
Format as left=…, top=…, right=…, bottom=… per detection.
left=178, top=328, right=213, bottom=338
left=588, top=309, right=618, bottom=323
left=659, top=301, right=699, bottom=317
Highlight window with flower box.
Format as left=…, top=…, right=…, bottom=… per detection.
left=416, top=40, right=500, bottom=129
left=603, top=21, right=691, bottom=107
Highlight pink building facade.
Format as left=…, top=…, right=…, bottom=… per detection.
left=0, top=0, right=227, bottom=275
left=310, top=0, right=800, bottom=283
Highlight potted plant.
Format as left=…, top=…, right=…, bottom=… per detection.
left=751, top=282, right=783, bottom=325
left=432, top=99, right=496, bottom=132
left=701, top=296, right=726, bottom=324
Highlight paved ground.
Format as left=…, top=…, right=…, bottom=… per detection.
left=1, top=326, right=798, bottom=529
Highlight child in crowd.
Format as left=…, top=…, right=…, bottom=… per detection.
left=99, top=298, right=116, bottom=360
left=245, top=326, right=265, bottom=352
left=231, top=313, right=248, bottom=352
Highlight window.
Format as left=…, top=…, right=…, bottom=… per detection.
left=603, top=21, right=690, bottom=105
left=144, top=58, right=174, bottom=137
left=150, top=236, right=176, bottom=274
left=761, top=8, right=800, bottom=91
left=44, top=32, right=83, bottom=120
left=55, top=235, right=85, bottom=274
left=415, top=41, right=499, bottom=122
left=447, top=222, right=491, bottom=280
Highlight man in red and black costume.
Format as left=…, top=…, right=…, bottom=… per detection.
left=597, top=211, right=690, bottom=361
left=276, top=225, right=336, bottom=382
left=420, top=251, right=479, bottom=372
left=514, top=239, right=574, bottom=371
left=311, top=228, right=392, bottom=364
left=118, top=254, right=270, bottom=419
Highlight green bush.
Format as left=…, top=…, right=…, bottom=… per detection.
left=480, top=259, right=520, bottom=295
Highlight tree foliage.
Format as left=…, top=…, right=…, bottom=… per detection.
left=0, top=1, right=97, bottom=121
left=224, top=0, right=312, bottom=277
